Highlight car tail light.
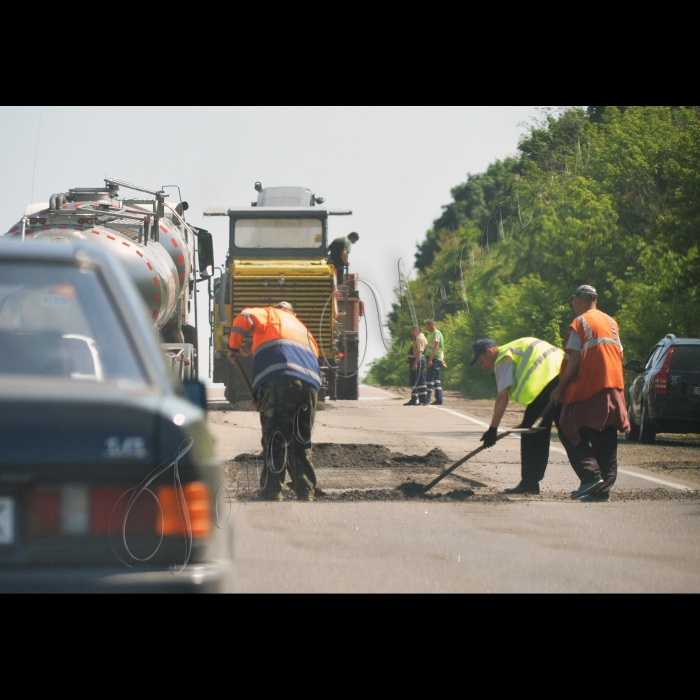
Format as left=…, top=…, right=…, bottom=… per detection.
left=29, top=485, right=157, bottom=537
left=653, top=346, right=675, bottom=395
left=28, top=488, right=61, bottom=536
left=156, top=482, right=211, bottom=539
left=90, top=487, right=156, bottom=537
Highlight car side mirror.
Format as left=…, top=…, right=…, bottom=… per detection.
left=183, top=379, right=207, bottom=411
left=625, top=360, right=643, bottom=373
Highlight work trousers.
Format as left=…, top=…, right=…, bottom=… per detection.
left=557, top=425, right=618, bottom=494
left=257, top=375, right=318, bottom=498
left=426, top=360, right=443, bottom=403
left=409, top=357, right=428, bottom=404
left=520, top=377, right=558, bottom=485
left=333, top=261, right=346, bottom=287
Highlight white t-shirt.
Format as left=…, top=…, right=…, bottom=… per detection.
left=565, top=332, right=583, bottom=353
left=495, top=358, right=515, bottom=393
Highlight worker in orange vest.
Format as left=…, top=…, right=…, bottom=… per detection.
left=227, top=301, right=322, bottom=501
left=551, top=285, right=630, bottom=501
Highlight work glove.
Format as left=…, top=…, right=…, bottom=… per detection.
left=480, top=427, right=498, bottom=448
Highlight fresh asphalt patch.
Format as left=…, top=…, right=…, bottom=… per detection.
left=225, top=442, right=700, bottom=503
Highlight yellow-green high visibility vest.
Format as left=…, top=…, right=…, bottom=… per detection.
left=496, top=337, right=564, bottom=406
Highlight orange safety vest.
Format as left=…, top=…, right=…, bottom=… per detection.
left=228, top=307, right=321, bottom=393
left=561, top=309, right=624, bottom=404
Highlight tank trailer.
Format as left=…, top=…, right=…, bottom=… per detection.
left=5, top=178, right=215, bottom=381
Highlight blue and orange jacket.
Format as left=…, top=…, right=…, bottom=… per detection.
left=228, top=307, right=322, bottom=393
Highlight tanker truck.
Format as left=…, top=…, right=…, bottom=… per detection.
left=4, top=178, right=214, bottom=380
left=204, top=184, right=362, bottom=403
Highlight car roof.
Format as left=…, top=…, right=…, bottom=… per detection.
left=0, top=237, right=112, bottom=265
left=655, top=333, right=700, bottom=345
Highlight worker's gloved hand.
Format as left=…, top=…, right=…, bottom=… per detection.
left=480, top=427, right=498, bottom=448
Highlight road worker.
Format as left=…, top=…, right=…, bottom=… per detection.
left=425, top=319, right=447, bottom=405
left=471, top=337, right=564, bottom=494
left=227, top=301, right=321, bottom=502
left=404, top=325, right=429, bottom=406
left=327, top=232, right=359, bottom=286
left=550, top=285, right=630, bottom=501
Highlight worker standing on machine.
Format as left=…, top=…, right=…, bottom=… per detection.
left=471, top=337, right=563, bottom=494
left=327, top=232, right=359, bottom=287
left=227, top=301, right=322, bottom=502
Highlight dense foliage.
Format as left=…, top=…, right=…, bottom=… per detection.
left=367, top=106, right=700, bottom=397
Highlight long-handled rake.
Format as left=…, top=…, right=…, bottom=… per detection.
left=418, top=400, right=555, bottom=494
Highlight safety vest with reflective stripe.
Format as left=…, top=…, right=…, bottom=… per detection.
left=561, top=309, right=624, bottom=404
left=228, top=307, right=321, bottom=393
left=495, top=338, right=564, bottom=406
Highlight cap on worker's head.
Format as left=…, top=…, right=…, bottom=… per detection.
left=570, top=284, right=598, bottom=301
left=348, top=232, right=359, bottom=240
left=275, top=301, right=295, bottom=313
left=469, top=338, right=496, bottom=366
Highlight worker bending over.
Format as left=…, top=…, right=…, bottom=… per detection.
left=471, top=337, right=563, bottom=494
left=228, top=301, right=321, bottom=502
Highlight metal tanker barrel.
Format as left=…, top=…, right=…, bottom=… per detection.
left=5, top=208, right=185, bottom=332
left=3, top=180, right=211, bottom=381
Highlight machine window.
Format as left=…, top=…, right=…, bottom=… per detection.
left=0, top=262, right=146, bottom=385
left=235, top=219, right=323, bottom=249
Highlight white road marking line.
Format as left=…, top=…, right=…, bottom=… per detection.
left=428, top=406, right=519, bottom=439
left=361, top=386, right=397, bottom=398
left=429, top=406, right=693, bottom=491
left=617, top=470, right=690, bottom=490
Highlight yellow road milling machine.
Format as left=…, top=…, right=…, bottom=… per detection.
left=204, top=184, right=362, bottom=404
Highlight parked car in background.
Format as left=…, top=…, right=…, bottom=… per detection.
left=0, top=239, right=231, bottom=592
left=625, top=334, right=700, bottom=443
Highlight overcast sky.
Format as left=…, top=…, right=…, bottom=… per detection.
left=0, top=106, right=546, bottom=381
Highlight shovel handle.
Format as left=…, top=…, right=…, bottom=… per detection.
left=422, top=430, right=514, bottom=492
left=421, top=400, right=555, bottom=493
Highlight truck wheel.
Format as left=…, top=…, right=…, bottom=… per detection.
left=336, top=373, right=359, bottom=400
left=224, top=363, right=239, bottom=405
left=626, top=404, right=639, bottom=441
left=639, top=399, right=656, bottom=444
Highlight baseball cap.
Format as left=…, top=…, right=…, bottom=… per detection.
left=570, top=284, right=598, bottom=301
left=469, top=338, right=496, bottom=365
left=275, top=301, right=295, bottom=313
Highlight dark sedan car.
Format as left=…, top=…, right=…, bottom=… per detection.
left=0, top=240, right=232, bottom=592
left=625, top=334, right=700, bottom=443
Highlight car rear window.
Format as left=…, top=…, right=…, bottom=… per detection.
left=670, top=345, right=700, bottom=372
left=0, top=261, right=147, bottom=385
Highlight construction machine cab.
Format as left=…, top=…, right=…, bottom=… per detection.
left=204, top=185, right=359, bottom=403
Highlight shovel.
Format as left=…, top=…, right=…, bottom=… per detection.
left=418, top=400, right=555, bottom=494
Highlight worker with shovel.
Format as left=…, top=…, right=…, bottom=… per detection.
left=471, top=337, right=564, bottom=494
left=227, top=301, right=322, bottom=502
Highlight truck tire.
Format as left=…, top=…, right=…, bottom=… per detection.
left=639, top=398, right=656, bottom=444
left=224, top=355, right=254, bottom=407
left=625, top=404, right=639, bottom=441
left=336, top=373, right=359, bottom=400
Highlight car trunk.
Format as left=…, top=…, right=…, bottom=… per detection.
left=0, top=378, right=204, bottom=568
left=667, top=345, right=700, bottom=419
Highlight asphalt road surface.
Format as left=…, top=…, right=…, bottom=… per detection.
left=207, top=385, right=700, bottom=592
